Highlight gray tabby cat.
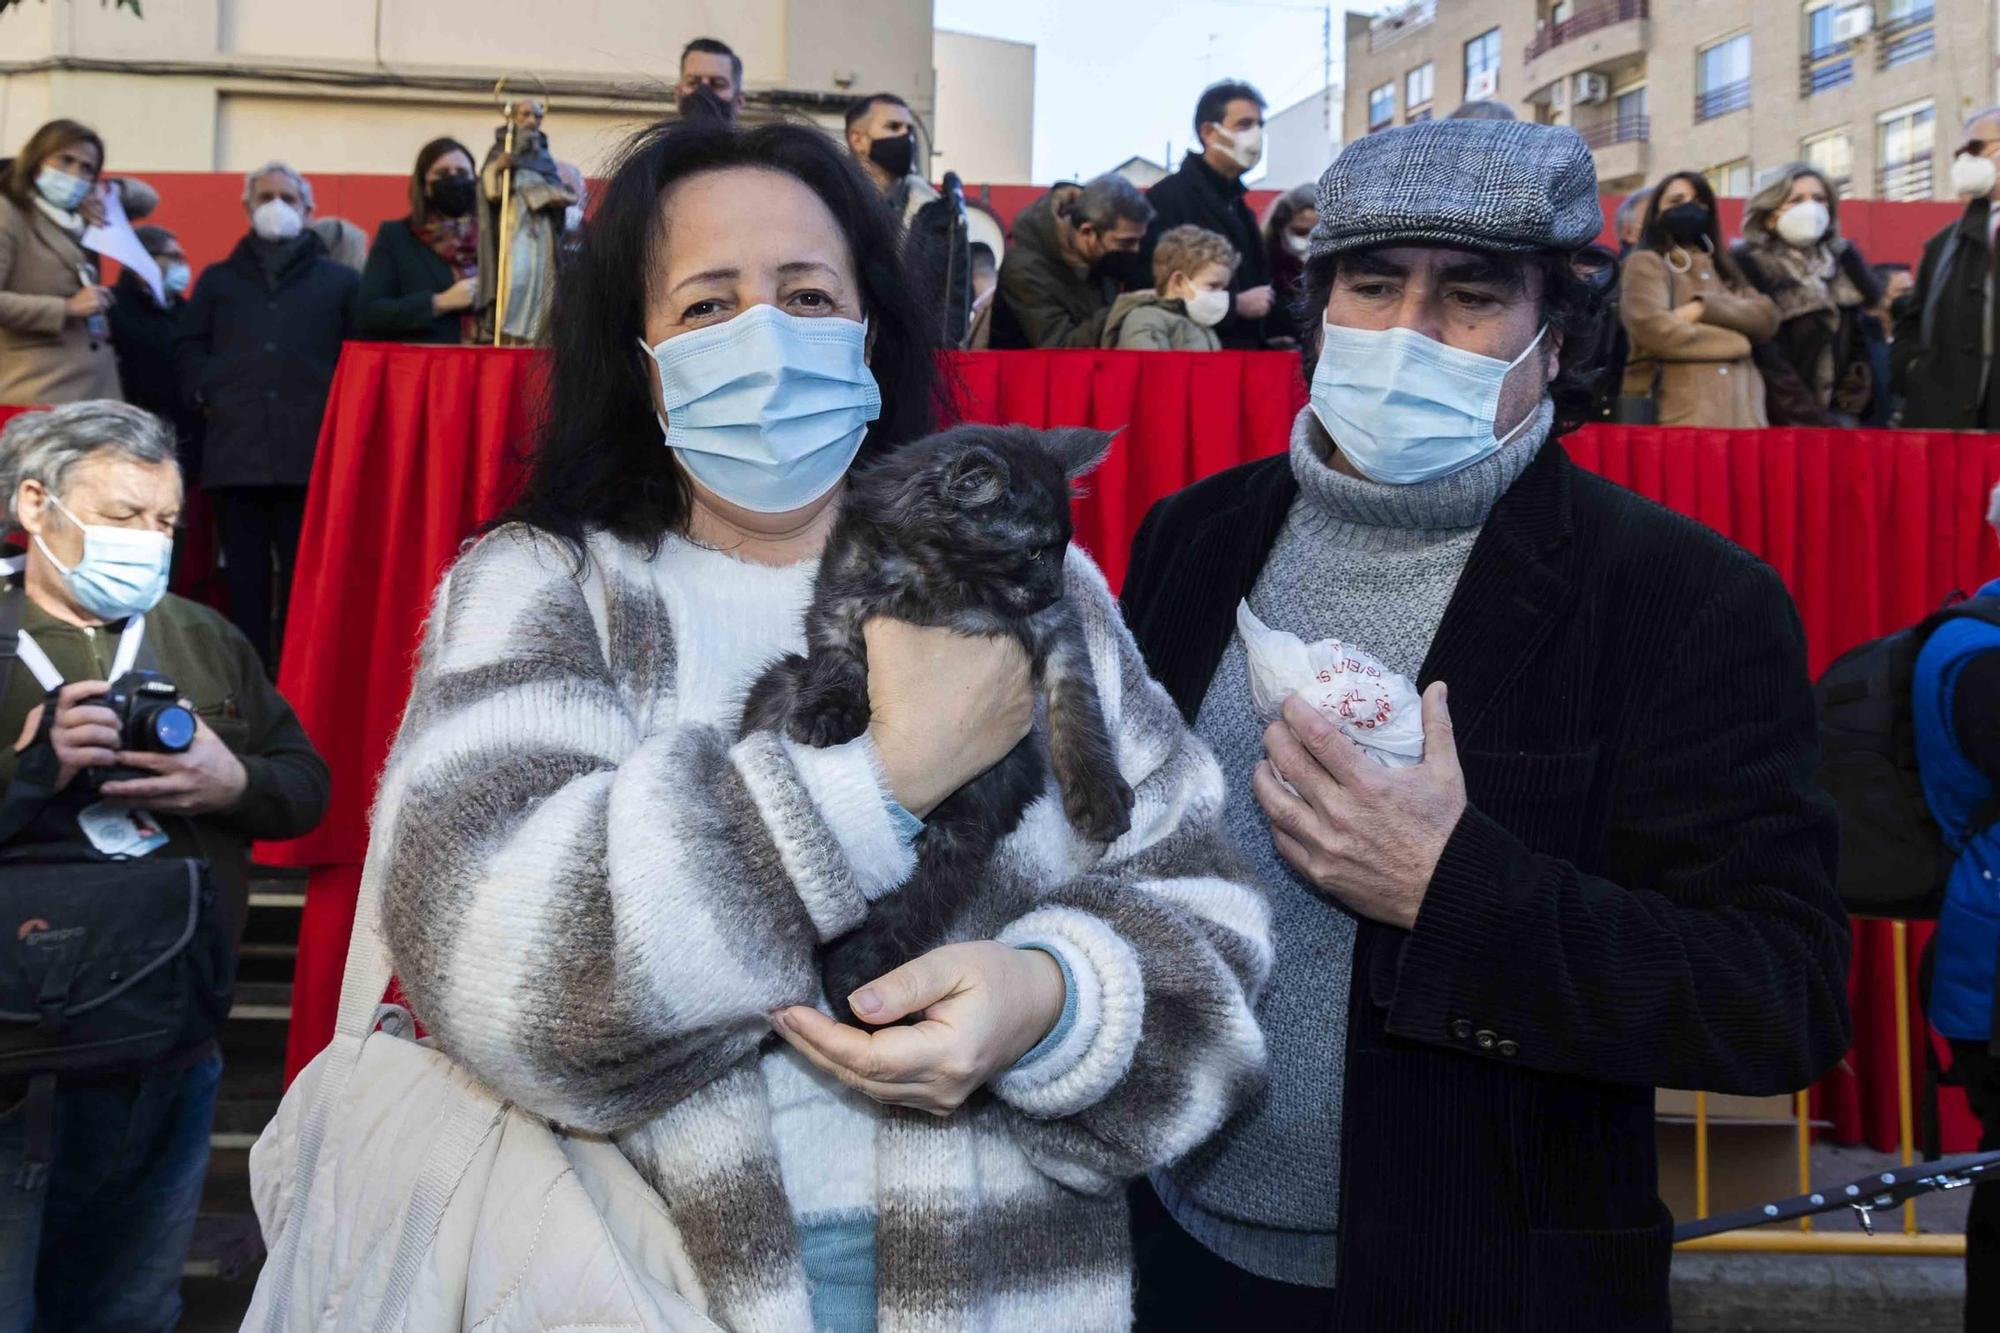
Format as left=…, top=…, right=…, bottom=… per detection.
left=740, top=423, right=1135, bottom=1019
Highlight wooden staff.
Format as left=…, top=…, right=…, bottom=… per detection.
left=491, top=112, right=517, bottom=348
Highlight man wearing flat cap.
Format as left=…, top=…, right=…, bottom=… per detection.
left=1120, top=119, right=1851, bottom=1330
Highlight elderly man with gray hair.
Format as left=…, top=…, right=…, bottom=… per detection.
left=1893, top=106, right=2000, bottom=430
left=0, top=400, right=327, bottom=1327
left=175, top=159, right=357, bottom=671
left=990, top=171, right=1155, bottom=348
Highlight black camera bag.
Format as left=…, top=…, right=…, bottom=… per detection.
left=0, top=585, right=234, bottom=1187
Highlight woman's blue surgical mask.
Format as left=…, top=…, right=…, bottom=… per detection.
left=642, top=304, right=881, bottom=513
left=35, top=167, right=92, bottom=214
left=1309, top=321, right=1549, bottom=486
left=34, top=495, right=173, bottom=622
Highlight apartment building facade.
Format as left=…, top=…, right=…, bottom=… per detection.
left=1344, top=0, right=1994, bottom=199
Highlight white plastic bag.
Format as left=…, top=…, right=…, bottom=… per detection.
left=1236, top=600, right=1425, bottom=768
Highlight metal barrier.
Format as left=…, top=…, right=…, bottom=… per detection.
left=1673, top=920, right=1967, bottom=1257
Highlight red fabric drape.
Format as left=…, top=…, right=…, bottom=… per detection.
left=238, top=344, right=1992, bottom=1155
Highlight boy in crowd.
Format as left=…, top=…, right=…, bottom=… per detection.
left=1104, top=224, right=1237, bottom=351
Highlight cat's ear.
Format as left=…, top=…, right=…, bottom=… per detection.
left=1042, top=427, right=1116, bottom=480
left=945, top=446, right=1009, bottom=507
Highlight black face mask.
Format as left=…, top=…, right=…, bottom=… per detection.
left=427, top=175, right=476, bottom=219
left=867, top=132, right=915, bottom=180
left=1659, top=202, right=1712, bottom=248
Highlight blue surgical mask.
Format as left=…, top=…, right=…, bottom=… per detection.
left=1310, top=321, right=1548, bottom=486
left=163, top=261, right=192, bottom=296
left=35, top=495, right=173, bottom=622
left=643, top=304, right=881, bottom=513
left=35, top=166, right=92, bottom=214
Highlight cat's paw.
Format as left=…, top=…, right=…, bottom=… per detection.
left=1064, top=772, right=1134, bottom=845
left=785, top=695, right=870, bottom=748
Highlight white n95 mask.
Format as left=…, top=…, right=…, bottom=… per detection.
left=642, top=304, right=882, bottom=513
left=1309, top=321, right=1547, bottom=486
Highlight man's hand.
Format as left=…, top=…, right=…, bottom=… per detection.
left=98, top=715, right=248, bottom=816
left=770, top=941, right=1065, bottom=1116
left=1234, top=284, right=1276, bottom=321
left=1252, top=686, right=1466, bottom=930
left=14, top=681, right=121, bottom=793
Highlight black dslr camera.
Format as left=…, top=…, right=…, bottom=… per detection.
left=84, top=671, right=196, bottom=786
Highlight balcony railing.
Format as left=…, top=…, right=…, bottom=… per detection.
left=1695, top=79, right=1751, bottom=122
left=1368, top=0, right=1437, bottom=54
left=1799, top=42, right=1855, bottom=96
left=1578, top=116, right=1649, bottom=149
left=1877, top=7, right=1936, bottom=70
left=1524, top=0, right=1648, bottom=62
left=1878, top=157, right=1934, bottom=201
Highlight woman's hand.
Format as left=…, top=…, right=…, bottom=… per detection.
left=864, top=618, right=1034, bottom=818
left=1672, top=297, right=1705, bottom=323
left=771, top=941, right=1065, bottom=1115
left=432, top=276, right=479, bottom=316
left=77, top=190, right=107, bottom=229
left=65, top=286, right=111, bottom=321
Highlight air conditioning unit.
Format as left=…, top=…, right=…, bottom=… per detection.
left=1832, top=5, right=1874, bottom=42
left=1572, top=72, right=1610, bottom=104
left=1466, top=66, right=1498, bottom=101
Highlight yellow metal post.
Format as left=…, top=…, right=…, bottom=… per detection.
left=1794, top=1089, right=1813, bottom=1232
left=1694, top=1090, right=1710, bottom=1220
left=1891, top=919, right=1918, bottom=1235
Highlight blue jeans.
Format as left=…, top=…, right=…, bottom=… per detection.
left=0, top=1049, right=222, bottom=1333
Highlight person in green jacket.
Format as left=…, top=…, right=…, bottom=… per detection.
left=357, top=137, right=481, bottom=344
left=989, top=173, right=1153, bottom=349
left=1104, top=223, right=1238, bottom=351
left=0, top=400, right=328, bottom=1329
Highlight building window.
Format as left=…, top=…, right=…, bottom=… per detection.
left=1878, top=100, right=1935, bottom=200
left=1801, top=2, right=1854, bottom=95
left=1802, top=128, right=1854, bottom=197
left=1369, top=82, right=1396, bottom=131
left=1406, top=62, right=1435, bottom=114
left=1879, top=0, right=1936, bottom=70
left=1615, top=84, right=1648, bottom=139
left=1696, top=33, right=1752, bottom=121
left=1463, top=27, right=1501, bottom=102
left=1409, top=107, right=1435, bottom=123
left=1705, top=159, right=1752, bottom=198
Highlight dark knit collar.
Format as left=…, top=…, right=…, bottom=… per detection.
left=1178, top=151, right=1248, bottom=201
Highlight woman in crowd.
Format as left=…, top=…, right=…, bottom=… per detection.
left=1619, top=170, right=1779, bottom=428
left=1262, top=182, right=1317, bottom=345
left=309, top=216, right=370, bottom=274
left=357, top=136, right=481, bottom=343
left=303, top=119, right=1270, bottom=1330
left=0, top=119, right=122, bottom=405
left=1733, top=162, right=1882, bottom=426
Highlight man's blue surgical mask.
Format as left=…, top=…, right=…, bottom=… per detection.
left=1309, top=321, right=1548, bottom=486
left=643, top=304, right=881, bottom=513
left=34, top=495, right=173, bottom=622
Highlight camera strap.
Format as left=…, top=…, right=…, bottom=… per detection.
left=5, top=610, right=154, bottom=694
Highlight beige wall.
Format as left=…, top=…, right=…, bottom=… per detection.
left=932, top=30, right=1034, bottom=184
left=1343, top=0, right=1993, bottom=200
left=1, top=0, right=939, bottom=177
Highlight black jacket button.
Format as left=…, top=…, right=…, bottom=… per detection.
left=1475, top=1029, right=1498, bottom=1050
left=1498, top=1039, right=1519, bottom=1057
left=1450, top=1019, right=1473, bottom=1041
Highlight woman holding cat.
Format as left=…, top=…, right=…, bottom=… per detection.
left=342, top=119, right=1270, bottom=1330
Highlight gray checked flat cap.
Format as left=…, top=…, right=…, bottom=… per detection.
left=1310, top=119, right=1601, bottom=259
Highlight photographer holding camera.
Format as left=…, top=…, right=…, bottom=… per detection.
left=0, top=401, right=327, bottom=1330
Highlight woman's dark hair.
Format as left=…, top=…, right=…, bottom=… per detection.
left=3, top=119, right=104, bottom=207
left=502, top=118, right=941, bottom=556
left=1636, top=171, right=1745, bottom=287
left=1298, top=244, right=1613, bottom=438
left=407, top=136, right=475, bottom=226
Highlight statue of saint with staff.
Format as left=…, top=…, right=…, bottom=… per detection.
left=478, top=90, right=577, bottom=345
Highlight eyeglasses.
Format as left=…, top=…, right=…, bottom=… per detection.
left=1960, top=139, right=2000, bottom=159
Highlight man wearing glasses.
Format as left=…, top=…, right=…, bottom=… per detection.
left=1893, top=109, right=2000, bottom=428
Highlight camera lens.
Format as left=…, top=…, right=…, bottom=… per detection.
left=143, top=703, right=196, bottom=754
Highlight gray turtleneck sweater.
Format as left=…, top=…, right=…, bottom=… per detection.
left=1151, top=398, right=1554, bottom=1287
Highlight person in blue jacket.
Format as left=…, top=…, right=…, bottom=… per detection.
left=1914, top=496, right=2000, bottom=1332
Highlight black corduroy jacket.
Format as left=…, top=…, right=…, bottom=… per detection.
left=1120, top=435, right=1852, bottom=1331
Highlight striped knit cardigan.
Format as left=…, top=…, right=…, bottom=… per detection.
left=370, top=525, right=1273, bottom=1332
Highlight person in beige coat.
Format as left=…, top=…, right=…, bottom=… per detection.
left=0, top=119, right=126, bottom=407
left=1619, top=171, right=1778, bottom=428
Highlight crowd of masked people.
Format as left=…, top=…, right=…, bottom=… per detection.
left=2, top=39, right=2000, bottom=1331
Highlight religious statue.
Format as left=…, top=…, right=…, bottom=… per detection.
left=477, top=97, right=577, bottom=345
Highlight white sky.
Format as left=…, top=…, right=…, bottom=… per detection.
left=933, top=0, right=1397, bottom=185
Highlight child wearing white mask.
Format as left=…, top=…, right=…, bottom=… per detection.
left=1103, top=224, right=1238, bottom=351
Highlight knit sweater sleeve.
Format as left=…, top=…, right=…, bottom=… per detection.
left=373, top=527, right=915, bottom=1133
left=988, top=549, right=1273, bottom=1194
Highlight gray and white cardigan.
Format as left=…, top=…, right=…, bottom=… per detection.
left=372, top=525, right=1272, bottom=1332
